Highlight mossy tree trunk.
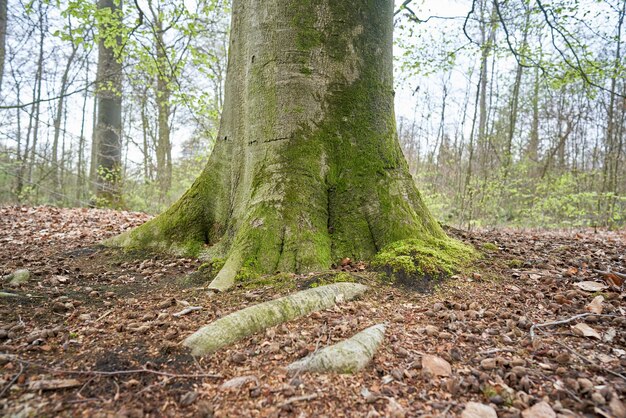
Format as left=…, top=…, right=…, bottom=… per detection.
left=113, top=0, right=446, bottom=290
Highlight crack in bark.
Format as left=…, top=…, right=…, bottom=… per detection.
left=365, top=215, right=379, bottom=252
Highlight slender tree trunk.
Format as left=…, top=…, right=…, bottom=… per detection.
left=27, top=3, right=46, bottom=187
left=0, top=0, right=7, bottom=95
left=77, top=65, right=89, bottom=202
left=503, top=12, right=530, bottom=176
left=52, top=46, right=78, bottom=200
left=94, top=0, right=123, bottom=207
left=115, top=0, right=450, bottom=290
left=154, top=18, right=172, bottom=202
left=527, top=64, right=540, bottom=164
left=89, top=92, right=98, bottom=188
left=600, top=0, right=624, bottom=225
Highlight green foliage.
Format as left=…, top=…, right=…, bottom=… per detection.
left=417, top=162, right=626, bottom=229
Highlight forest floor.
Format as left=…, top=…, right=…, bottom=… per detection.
left=0, top=206, right=625, bottom=418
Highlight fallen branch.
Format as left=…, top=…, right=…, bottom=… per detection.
left=172, top=306, right=202, bottom=317
left=95, top=309, right=113, bottom=323
left=278, top=393, right=318, bottom=407
left=0, top=354, right=221, bottom=379
left=529, top=313, right=618, bottom=341
left=593, top=269, right=626, bottom=281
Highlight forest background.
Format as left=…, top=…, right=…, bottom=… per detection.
left=0, top=0, right=624, bottom=230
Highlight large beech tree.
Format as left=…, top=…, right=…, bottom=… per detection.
left=113, top=0, right=458, bottom=290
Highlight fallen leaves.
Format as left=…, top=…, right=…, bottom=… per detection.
left=571, top=323, right=602, bottom=339
left=585, top=296, right=604, bottom=314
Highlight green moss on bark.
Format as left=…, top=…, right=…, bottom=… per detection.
left=371, top=237, right=477, bottom=288
left=106, top=0, right=465, bottom=291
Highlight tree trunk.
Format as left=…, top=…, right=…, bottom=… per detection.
left=52, top=45, right=78, bottom=200
left=154, top=18, right=172, bottom=202
left=94, top=0, right=123, bottom=207
left=113, top=0, right=448, bottom=290
left=0, top=0, right=7, bottom=95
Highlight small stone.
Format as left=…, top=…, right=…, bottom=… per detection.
left=521, top=401, right=556, bottom=418
left=461, top=402, right=497, bottom=418
left=422, top=355, right=451, bottom=377
left=480, top=358, right=497, bottom=370
left=439, top=332, right=453, bottom=340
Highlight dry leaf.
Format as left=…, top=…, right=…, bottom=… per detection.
left=575, top=281, right=608, bottom=292
left=422, top=355, right=451, bottom=377
left=604, top=273, right=625, bottom=288
left=571, top=323, right=601, bottom=339
left=585, top=296, right=604, bottom=314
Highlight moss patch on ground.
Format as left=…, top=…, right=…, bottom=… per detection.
left=371, top=237, right=477, bottom=291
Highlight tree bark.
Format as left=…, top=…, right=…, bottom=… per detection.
left=94, top=0, right=123, bottom=207
left=52, top=45, right=78, bottom=200
left=113, top=0, right=448, bottom=290
left=154, top=17, right=172, bottom=202
left=0, top=0, right=7, bottom=95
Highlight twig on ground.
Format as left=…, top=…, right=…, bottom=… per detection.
left=529, top=313, right=618, bottom=340
left=279, top=393, right=318, bottom=407
left=593, top=269, right=626, bottom=281
left=172, top=306, right=202, bottom=317
left=0, top=354, right=222, bottom=379
left=95, top=309, right=113, bottom=322
left=0, top=363, right=24, bottom=398
left=536, top=328, right=626, bottom=382
left=478, top=348, right=516, bottom=355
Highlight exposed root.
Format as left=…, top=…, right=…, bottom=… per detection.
left=286, top=323, right=386, bottom=374
left=183, top=283, right=368, bottom=356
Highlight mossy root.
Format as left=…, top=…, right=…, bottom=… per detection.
left=182, top=282, right=368, bottom=356
left=287, top=323, right=386, bottom=374
left=207, top=251, right=243, bottom=291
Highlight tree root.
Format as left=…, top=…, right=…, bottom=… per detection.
left=286, top=323, right=386, bottom=374
left=182, top=283, right=368, bottom=356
